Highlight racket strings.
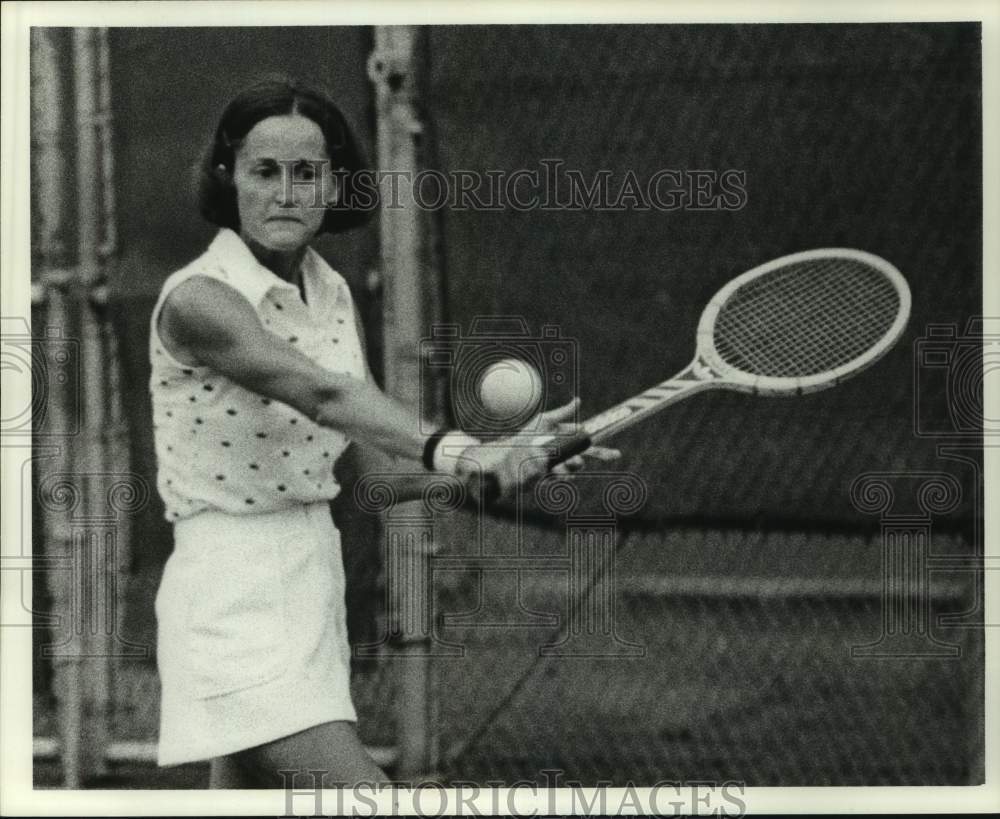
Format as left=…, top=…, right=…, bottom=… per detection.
left=712, top=258, right=901, bottom=378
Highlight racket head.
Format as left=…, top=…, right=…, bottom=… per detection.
left=696, top=248, right=911, bottom=395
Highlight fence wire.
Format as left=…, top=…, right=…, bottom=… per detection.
left=419, top=23, right=983, bottom=786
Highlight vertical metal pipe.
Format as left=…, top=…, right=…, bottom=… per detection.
left=369, top=26, right=440, bottom=779
left=31, top=26, right=82, bottom=789
left=30, top=31, right=72, bottom=275
left=74, top=28, right=100, bottom=287
left=73, top=25, right=111, bottom=779
left=96, top=29, right=117, bottom=262
left=371, top=26, right=424, bottom=407
left=95, top=28, right=128, bottom=585
left=93, top=24, right=154, bottom=755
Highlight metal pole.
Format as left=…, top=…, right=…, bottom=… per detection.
left=73, top=26, right=111, bottom=779
left=30, top=26, right=82, bottom=789
left=73, top=28, right=118, bottom=774
left=88, top=27, right=147, bottom=755
left=96, top=29, right=118, bottom=264
left=369, top=26, right=442, bottom=779
left=92, top=24, right=136, bottom=749
left=370, top=27, right=425, bottom=406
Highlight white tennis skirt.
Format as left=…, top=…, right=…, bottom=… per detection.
left=154, top=501, right=357, bottom=766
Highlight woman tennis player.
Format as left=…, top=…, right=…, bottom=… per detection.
left=148, top=77, right=612, bottom=788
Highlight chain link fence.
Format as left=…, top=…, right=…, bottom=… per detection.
left=413, top=22, right=984, bottom=785
left=422, top=522, right=981, bottom=785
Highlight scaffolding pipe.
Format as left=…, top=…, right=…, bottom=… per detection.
left=94, top=28, right=133, bottom=594
left=96, top=29, right=118, bottom=262
left=30, top=26, right=82, bottom=790
left=74, top=26, right=113, bottom=780
left=369, top=26, right=442, bottom=779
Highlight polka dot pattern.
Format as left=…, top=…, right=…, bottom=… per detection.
left=149, top=228, right=367, bottom=521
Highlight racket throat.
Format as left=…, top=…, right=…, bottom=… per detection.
left=583, top=360, right=715, bottom=445
left=539, top=360, right=714, bottom=468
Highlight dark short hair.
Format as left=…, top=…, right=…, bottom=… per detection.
left=197, top=75, right=374, bottom=234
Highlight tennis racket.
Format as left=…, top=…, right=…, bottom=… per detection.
left=541, top=247, right=911, bottom=466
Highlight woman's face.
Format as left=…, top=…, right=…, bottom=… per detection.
left=231, top=114, right=335, bottom=253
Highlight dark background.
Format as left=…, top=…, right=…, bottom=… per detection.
left=423, top=24, right=983, bottom=783
left=428, top=23, right=981, bottom=526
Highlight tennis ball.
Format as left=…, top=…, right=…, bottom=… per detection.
left=479, top=358, right=544, bottom=420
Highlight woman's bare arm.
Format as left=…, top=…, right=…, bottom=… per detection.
left=160, top=276, right=612, bottom=497
left=344, top=297, right=432, bottom=502
left=159, top=276, right=430, bottom=462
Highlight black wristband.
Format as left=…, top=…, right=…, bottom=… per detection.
left=422, top=428, right=450, bottom=472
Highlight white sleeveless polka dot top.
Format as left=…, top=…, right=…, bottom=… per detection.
left=149, top=229, right=367, bottom=521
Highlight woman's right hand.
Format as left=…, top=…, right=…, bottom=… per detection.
left=453, top=398, right=620, bottom=503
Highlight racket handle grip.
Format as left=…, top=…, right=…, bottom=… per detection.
left=476, top=433, right=592, bottom=506
left=546, top=432, right=593, bottom=467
